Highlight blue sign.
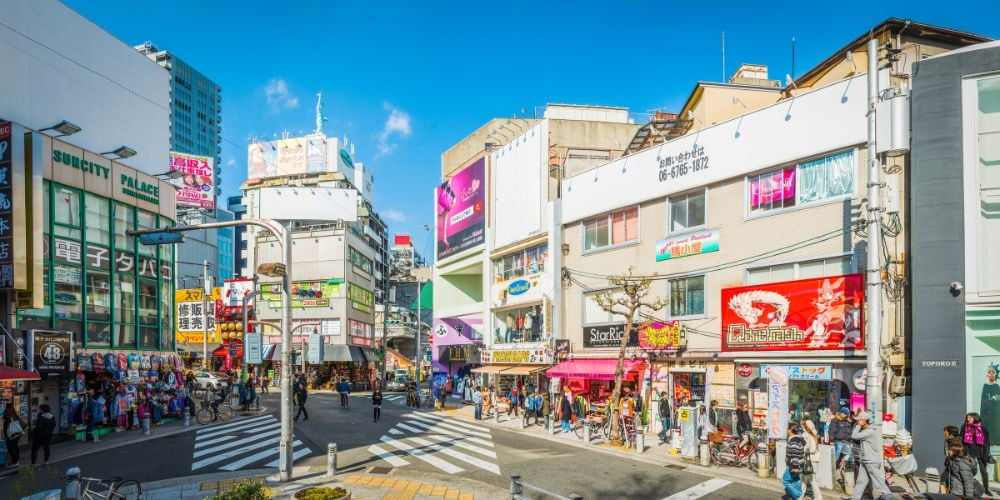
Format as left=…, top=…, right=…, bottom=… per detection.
left=339, top=149, right=354, bottom=168
left=760, top=364, right=832, bottom=381
left=508, top=279, right=531, bottom=296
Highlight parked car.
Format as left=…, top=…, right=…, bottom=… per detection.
left=386, top=376, right=413, bottom=392
left=193, top=371, right=227, bottom=391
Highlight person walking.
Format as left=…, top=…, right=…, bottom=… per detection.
left=658, top=392, right=673, bottom=443
left=784, top=423, right=807, bottom=500
left=943, top=442, right=979, bottom=496
left=559, top=392, right=573, bottom=434
left=3, top=404, right=24, bottom=467
left=337, top=379, right=350, bottom=408
left=960, top=412, right=993, bottom=495
left=372, top=389, right=383, bottom=423
left=828, top=407, right=854, bottom=469
left=541, top=392, right=551, bottom=428
left=473, top=386, right=483, bottom=421
left=294, top=375, right=309, bottom=422
left=508, top=385, right=520, bottom=419
left=532, top=391, right=543, bottom=426
left=848, top=412, right=891, bottom=500
left=248, top=375, right=258, bottom=411
left=802, top=419, right=823, bottom=500
left=30, top=404, right=55, bottom=466
left=524, top=391, right=537, bottom=425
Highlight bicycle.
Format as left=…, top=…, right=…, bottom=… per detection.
left=709, top=433, right=768, bottom=473
left=64, top=467, right=142, bottom=500
left=196, top=399, right=234, bottom=425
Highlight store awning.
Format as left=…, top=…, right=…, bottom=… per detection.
left=0, top=365, right=41, bottom=382
left=359, top=347, right=378, bottom=363
left=212, top=343, right=243, bottom=359
left=500, top=365, right=548, bottom=376
left=546, top=359, right=647, bottom=381
left=471, top=365, right=516, bottom=374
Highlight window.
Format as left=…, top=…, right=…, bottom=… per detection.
left=87, top=322, right=112, bottom=349
left=583, top=291, right=615, bottom=325
left=114, top=203, right=135, bottom=253
left=977, top=75, right=1000, bottom=292
left=747, top=255, right=853, bottom=285
left=86, top=271, right=111, bottom=322
left=85, top=194, right=111, bottom=246
left=160, top=280, right=173, bottom=352
left=53, top=186, right=81, bottom=239
left=137, top=211, right=157, bottom=256
left=138, top=279, right=158, bottom=326
left=669, top=276, right=705, bottom=317
left=115, top=274, right=135, bottom=325
left=493, top=243, right=547, bottom=282
left=583, top=206, right=639, bottom=251
left=669, top=190, right=706, bottom=233
left=492, top=304, right=543, bottom=344
left=748, top=150, right=856, bottom=216
left=53, top=265, right=82, bottom=320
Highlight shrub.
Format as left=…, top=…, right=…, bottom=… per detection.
left=294, top=486, right=349, bottom=499
left=210, top=481, right=273, bottom=500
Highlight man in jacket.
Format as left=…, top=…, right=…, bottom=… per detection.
left=849, top=412, right=891, bottom=500
left=524, top=391, right=537, bottom=425
left=31, top=405, right=55, bottom=466
left=657, top=392, right=672, bottom=443
left=828, top=407, right=854, bottom=469
left=337, top=379, right=351, bottom=408
left=784, top=423, right=807, bottom=500
left=507, top=386, right=520, bottom=418
left=294, top=375, right=309, bottom=422
left=541, top=393, right=551, bottom=428
left=472, top=386, right=483, bottom=421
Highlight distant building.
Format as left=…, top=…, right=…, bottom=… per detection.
left=228, top=195, right=247, bottom=275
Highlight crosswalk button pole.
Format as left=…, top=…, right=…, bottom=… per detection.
left=328, top=443, right=337, bottom=477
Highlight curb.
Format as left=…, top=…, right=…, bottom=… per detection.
left=142, top=468, right=273, bottom=491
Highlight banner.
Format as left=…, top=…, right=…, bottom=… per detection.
left=223, top=278, right=254, bottom=307
left=655, top=230, right=720, bottom=261
left=760, top=364, right=833, bottom=381
left=175, top=288, right=220, bottom=343
left=436, top=158, right=486, bottom=260
left=169, top=152, right=215, bottom=210
left=0, top=122, right=16, bottom=289
left=766, top=365, right=789, bottom=440
left=721, top=273, right=864, bottom=351
left=638, top=321, right=686, bottom=350
left=582, top=324, right=639, bottom=349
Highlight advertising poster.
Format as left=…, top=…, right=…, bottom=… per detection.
left=655, top=230, right=720, bottom=261
left=305, top=135, right=327, bottom=173
left=436, top=158, right=485, bottom=260
left=247, top=136, right=319, bottom=179
left=721, top=273, right=864, bottom=351
left=223, top=278, right=254, bottom=307
left=260, top=280, right=339, bottom=308
left=175, top=289, right=218, bottom=343
left=0, top=121, right=15, bottom=289
left=970, top=356, right=1000, bottom=438
left=169, top=152, right=215, bottom=209
left=29, top=330, right=72, bottom=374
left=638, top=321, right=685, bottom=350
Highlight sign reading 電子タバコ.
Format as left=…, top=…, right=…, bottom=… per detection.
left=658, top=144, right=709, bottom=182
left=29, top=330, right=72, bottom=374
left=0, top=122, right=15, bottom=289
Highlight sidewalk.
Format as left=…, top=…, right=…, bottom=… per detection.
left=0, top=407, right=267, bottom=478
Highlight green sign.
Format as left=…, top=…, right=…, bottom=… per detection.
left=120, top=173, right=160, bottom=205
left=52, top=149, right=110, bottom=179
left=259, top=280, right=340, bottom=308
left=348, top=246, right=372, bottom=274
left=655, top=229, right=720, bottom=261
left=348, top=283, right=373, bottom=314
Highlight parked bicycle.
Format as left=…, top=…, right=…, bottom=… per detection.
left=709, top=432, right=768, bottom=472
left=64, top=467, right=141, bottom=500
left=196, top=399, right=234, bottom=425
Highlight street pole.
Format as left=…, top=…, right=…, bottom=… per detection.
left=202, top=260, right=210, bottom=369
left=242, top=290, right=261, bottom=381
left=279, top=222, right=294, bottom=481
left=865, top=37, right=884, bottom=452
left=382, top=286, right=395, bottom=383
left=415, top=278, right=422, bottom=390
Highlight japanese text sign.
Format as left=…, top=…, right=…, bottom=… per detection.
left=0, top=122, right=14, bottom=289
left=655, top=230, right=720, bottom=262
left=759, top=364, right=833, bottom=381
left=638, top=321, right=686, bottom=350
left=169, top=152, right=215, bottom=210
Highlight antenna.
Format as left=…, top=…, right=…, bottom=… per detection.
left=314, top=92, right=327, bottom=135
left=721, top=31, right=726, bottom=82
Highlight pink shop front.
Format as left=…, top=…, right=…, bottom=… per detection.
left=431, top=316, right=483, bottom=399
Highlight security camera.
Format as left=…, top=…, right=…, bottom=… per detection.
left=950, top=281, right=964, bottom=296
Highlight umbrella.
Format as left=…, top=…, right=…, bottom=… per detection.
left=0, top=365, right=41, bottom=381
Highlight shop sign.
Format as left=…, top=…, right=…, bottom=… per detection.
left=0, top=122, right=15, bottom=289
left=260, top=280, right=339, bottom=308
left=767, top=365, right=789, bottom=440
left=168, top=152, right=214, bottom=210
left=4, top=329, right=28, bottom=393
left=480, top=348, right=550, bottom=364
left=223, top=278, right=254, bottom=307
left=119, top=173, right=160, bottom=205
left=508, top=279, right=531, bottom=296
left=658, top=144, right=710, bottom=183
left=52, top=149, right=110, bottom=180
left=348, top=246, right=373, bottom=275
left=245, top=332, right=263, bottom=364
left=655, top=229, right=720, bottom=262
left=440, top=345, right=476, bottom=363
left=307, top=334, right=322, bottom=364
left=582, top=323, right=639, bottom=349
left=638, top=321, right=686, bottom=350
left=137, top=256, right=158, bottom=279
left=436, top=158, right=486, bottom=261
left=175, top=288, right=219, bottom=343
left=432, top=317, right=483, bottom=342
left=919, top=360, right=959, bottom=368
left=348, top=283, right=374, bottom=314
left=737, top=363, right=753, bottom=378
left=29, top=330, right=71, bottom=373
left=114, top=250, right=135, bottom=273
left=678, top=408, right=691, bottom=422
left=86, top=245, right=111, bottom=271
left=760, top=364, right=832, bottom=381
left=721, top=273, right=864, bottom=352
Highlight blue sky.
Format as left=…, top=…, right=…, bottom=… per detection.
left=65, top=1, right=997, bottom=256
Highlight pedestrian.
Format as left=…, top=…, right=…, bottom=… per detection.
left=735, top=402, right=753, bottom=451
left=559, top=392, right=573, bottom=434
left=508, top=385, right=520, bottom=418
left=261, top=374, right=269, bottom=394
left=30, top=404, right=55, bottom=466
left=248, top=375, right=258, bottom=411
left=294, top=375, right=309, bottom=421
left=3, top=404, right=25, bottom=467
left=828, top=407, right=854, bottom=469
left=337, top=378, right=350, bottom=408
left=524, top=391, right=537, bottom=425
left=802, top=419, right=823, bottom=499
left=473, top=386, right=483, bottom=421
left=138, top=396, right=151, bottom=435
left=960, top=412, right=993, bottom=495
left=849, top=412, right=892, bottom=500
left=708, top=399, right=719, bottom=431
left=783, top=423, right=807, bottom=500
left=532, top=391, right=543, bottom=426
left=658, top=392, right=673, bottom=443
left=372, top=389, right=383, bottom=423
left=84, top=391, right=97, bottom=441
left=943, top=442, right=979, bottom=496
left=943, top=425, right=962, bottom=458
left=541, top=392, right=551, bottom=428
left=437, top=385, right=447, bottom=411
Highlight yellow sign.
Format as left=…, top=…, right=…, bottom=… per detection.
left=679, top=408, right=690, bottom=422
left=16, top=291, right=33, bottom=309
left=175, top=288, right=221, bottom=344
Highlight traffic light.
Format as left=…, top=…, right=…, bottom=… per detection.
left=257, top=262, right=286, bottom=277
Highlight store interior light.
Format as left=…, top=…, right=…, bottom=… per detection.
left=40, top=120, right=82, bottom=137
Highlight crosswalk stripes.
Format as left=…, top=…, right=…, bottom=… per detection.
left=190, top=415, right=315, bottom=471
left=660, top=478, right=732, bottom=500
left=365, top=411, right=501, bottom=476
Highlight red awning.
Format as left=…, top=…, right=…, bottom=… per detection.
left=0, top=365, right=42, bottom=382
left=212, top=344, right=243, bottom=359
left=546, top=359, right=646, bottom=381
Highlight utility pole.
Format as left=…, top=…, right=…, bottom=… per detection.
left=202, top=260, right=210, bottom=367
left=415, top=278, right=422, bottom=389
left=382, top=286, right=395, bottom=382
left=865, top=37, right=884, bottom=452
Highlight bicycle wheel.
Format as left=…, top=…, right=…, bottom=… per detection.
left=217, top=405, right=234, bottom=422
left=710, top=444, right=725, bottom=466
left=110, top=480, right=142, bottom=500
left=747, top=449, right=760, bottom=472
left=196, top=408, right=214, bottom=425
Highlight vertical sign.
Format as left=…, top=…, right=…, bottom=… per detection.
left=245, top=332, right=262, bottom=365
left=766, top=365, right=789, bottom=440
left=0, top=122, right=15, bottom=289
left=307, top=334, right=322, bottom=364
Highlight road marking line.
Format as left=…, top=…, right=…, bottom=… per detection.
left=404, top=415, right=492, bottom=438
left=221, top=440, right=304, bottom=471
left=191, top=437, right=280, bottom=470
left=259, top=443, right=312, bottom=469
left=661, top=478, right=732, bottom=500
left=395, top=421, right=494, bottom=447
left=405, top=436, right=500, bottom=475
left=193, top=428, right=282, bottom=458
left=195, top=415, right=274, bottom=435
left=422, top=434, right=497, bottom=458
left=412, top=412, right=493, bottom=434
left=367, top=444, right=410, bottom=467
left=195, top=421, right=277, bottom=448
left=379, top=436, right=464, bottom=474
left=389, top=428, right=404, bottom=435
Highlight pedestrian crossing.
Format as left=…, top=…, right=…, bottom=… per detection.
left=190, top=415, right=315, bottom=471
left=383, top=394, right=405, bottom=404
left=366, top=412, right=500, bottom=475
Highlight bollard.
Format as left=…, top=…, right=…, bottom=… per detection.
left=636, top=430, right=645, bottom=453
left=327, top=443, right=337, bottom=478
left=495, top=408, right=500, bottom=424
left=757, top=443, right=769, bottom=478
left=699, top=441, right=710, bottom=466
left=509, top=475, right=523, bottom=497
left=518, top=414, right=524, bottom=429
left=924, top=466, right=940, bottom=493
left=184, top=411, right=190, bottom=427
left=93, top=430, right=99, bottom=442
left=583, top=421, right=591, bottom=444
left=549, top=417, right=556, bottom=435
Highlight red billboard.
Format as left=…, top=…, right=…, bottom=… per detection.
left=721, top=274, right=864, bottom=352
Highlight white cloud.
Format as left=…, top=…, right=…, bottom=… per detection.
left=264, top=77, right=300, bottom=113
left=376, top=102, right=412, bottom=158
left=382, top=208, right=407, bottom=222
left=225, top=158, right=236, bottom=167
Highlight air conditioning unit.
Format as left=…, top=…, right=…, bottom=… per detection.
left=890, top=375, right=910, bottom=396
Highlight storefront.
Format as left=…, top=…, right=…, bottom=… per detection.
left=431, top=316, right=483, bottom=380
left=473, top=347, right=552, bottom=397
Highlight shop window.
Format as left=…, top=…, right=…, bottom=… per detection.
left=116, top=324, right=136, bottom=350
left=976, top=75, right=1000, bottom=293
left=114, top=203, right=135, bottom=254
left=747, top=255, right=853, bottom=285
left=493, top=243, right=547, bottom=282
left=84, top=194, right=111, bottom=246
left=139, top=326, right=158, bottom=350
left=583, top=206, right=639, bottom=252
left=53, top=264, right=83, bottom=320
left=86, top=271, right=111, bottom=322
left=18, top=315, right=51, bottom=331
left=86, top=322, right=112, bottom=349
left=115, top=274, right=136, bottom=325
left=160, top=280, right=173, bottom=334
left=748, top=168, right=796, bottom=214
left=137, top=211, right=157, bottom=257
left=748, top=150, right=856, bottom=216
left=492, top=304, right=543, bottom=344
left=668, top=275, right=705, bottom=318
left=53, top=186, right=81, bottom=228
left=669, top=190, right=706, bottom=233
left=55, top=319, right=82, bottom=347
left=138, top=279, right=158, bottom=326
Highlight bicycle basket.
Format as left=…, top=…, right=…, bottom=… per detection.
left=708, top=431, right=726, bottom=444
left=200, top=400, right=211, bottom=409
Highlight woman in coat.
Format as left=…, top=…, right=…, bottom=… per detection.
left=944, top=442, right=979, bottom=496
left=3, top=404, right=24, bottom=467
left=961, top=412, right=993, bottom=495
left=559, top=392, right=573, bottom=434
left=802, top=419, right=823, bottom=499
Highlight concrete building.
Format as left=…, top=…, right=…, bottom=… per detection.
left=228, top=195, right=247, bottom=275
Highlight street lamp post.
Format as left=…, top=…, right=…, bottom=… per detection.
left=242, top=290, right=262, bottom=381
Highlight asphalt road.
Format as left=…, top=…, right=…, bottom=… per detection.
left=0, top=392, right=780, bottom=499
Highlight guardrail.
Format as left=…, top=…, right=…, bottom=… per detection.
left=509, top=475, right=582, bottom=500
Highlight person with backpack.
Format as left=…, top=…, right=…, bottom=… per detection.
left=532, top=392, right=543, bottom=426
left=507, top=385, right=520, bottom=418
left=524, top=391, right=536, bottom=425
left=31, top=404, right=55, bottom=466
left=783, top=423, right=807, bottom=500
left=3, top=404, right=25, bottom=467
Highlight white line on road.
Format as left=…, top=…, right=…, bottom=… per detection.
left=193, top=428, right=282, bottom=458
left=262, top=445, right=312, bottom=468
left=404, top=414, right=492, bottom=438
left=379, top=436, right=464, bottom=474
left=388, top=428, right=403, bottom=435
left=367, top=444, right=410, bottom=467
left=196, top=415, right=274, bottom=436
left=413, top=413, right=495, bottom=434
left=661, top=478, right=732, bottom=500
left=221, top=440, right=304, bottom=471
left=404, top=436, right=501, bottom=475
left=395, top=421, right=495, bottom=447
left=195, top=421, right=278, bottom=448
left=191, top=437, right=279, bottom=470
left=422, top=434, right=497, bottom=458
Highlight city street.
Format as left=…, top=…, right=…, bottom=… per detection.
left=0, top=392, right=778, bottom=499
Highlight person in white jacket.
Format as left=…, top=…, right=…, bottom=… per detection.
left=802, top=418, right=823, bottom=499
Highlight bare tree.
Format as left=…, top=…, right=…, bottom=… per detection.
left=593, top=267, right=667, bottom=446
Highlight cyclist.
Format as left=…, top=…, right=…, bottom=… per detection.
left=736, top=402, right=754, bottom=453
left=209, top=383, right=227, bottom=419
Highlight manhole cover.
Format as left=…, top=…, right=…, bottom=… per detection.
left=664, top=464, right=686, bottom=471
left=369, top=467, right=393, bottom=475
